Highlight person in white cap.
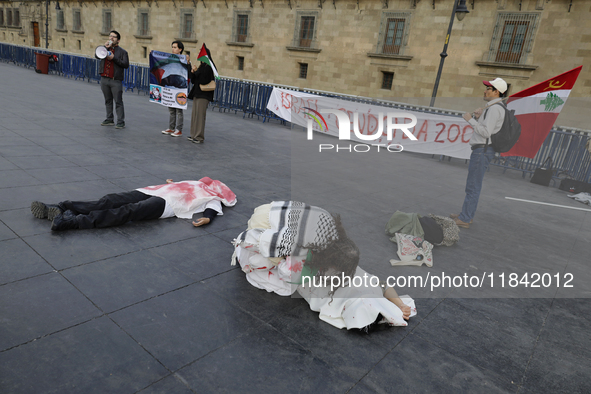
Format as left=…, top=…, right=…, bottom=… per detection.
left=451, top=78, right=508, bottom=229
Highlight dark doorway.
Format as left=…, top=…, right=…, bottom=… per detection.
left=32, top=22, right=40, bottom=47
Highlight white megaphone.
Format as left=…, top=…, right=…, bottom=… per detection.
left=95, top=46, right=109, bottom=59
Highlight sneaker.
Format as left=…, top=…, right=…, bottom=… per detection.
left=47, top=206, right=63, bottom=221
left=51, top=210, right=79, bottom=231
left=162, top=129, right=174, bottom=135
left=450, top=214, right=473, bottom=224
left=171, top=130, right=182, bottom=137
left=31, top=201, right=62, bottom=220
left=101, top=120, right=115, bottom=126
left=187, top=136, right=194, bottom=141
left=192, top=139, right=203, bottom=144
left=115, top=122, right=125, bottom=129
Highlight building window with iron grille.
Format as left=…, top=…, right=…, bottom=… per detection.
left=237, top=56, right=244, bottom=71
left=487, top=13, right=540, bottom=65
left=376, top=12, right=411, bottom=56
left=232, top=12, right=250, bottom=43
left=6, top=9, right=12, bottom=26
left=102, top=9, right=112, bottom=34
left=381, top=72, right=394, bottom=90
left=180, top=10, right=194, bottom=40
left=138, top=10, right=149, bottom=37
left=292, top=11, right=318, bottom=49
left=56, top=9, right=65, bottom=30
left=0, top=9, right=4, bottom=26
left=383, top=19, right=404, bottom=54
left=299, top=16, right=314, bottom=47
left=299, top=63, right=308, bottom=79
left=72, top=9, right=82, bottom=32
left=227, top=11, right=254, bottom=48
left=13, top=8, right=19, bottom=27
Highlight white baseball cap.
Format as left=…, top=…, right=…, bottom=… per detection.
left=483, top=78, right=508, bottom=94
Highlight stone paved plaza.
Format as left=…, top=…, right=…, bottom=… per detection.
left=0, top=62, right=590, bottom=393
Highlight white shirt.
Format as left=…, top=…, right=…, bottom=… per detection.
left=468, top=98, right=504, bottom=145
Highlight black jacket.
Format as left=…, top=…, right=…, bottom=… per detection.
left=97, top=45, right=130, bottom=81
left=188, top=63, right=215, bottom=101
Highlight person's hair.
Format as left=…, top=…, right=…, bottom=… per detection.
left=172, top=40, right=184, bottom=54
left=110, top=30, right=121, bottom=41
left=491, top=87, right=506, bottom=98
left=302, top=214, right=360, bottom=298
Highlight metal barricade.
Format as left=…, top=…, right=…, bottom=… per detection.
left=492, top=129, right=591, bottom=183
left=60, top=54, right=86, bottom=80
left=135, top=66, right=150, bottom=94
left=2, top=42, right=589, bottom=182
left=123, top=65, right=136, bottom=92
left=85, top=58, right=101, bottom=84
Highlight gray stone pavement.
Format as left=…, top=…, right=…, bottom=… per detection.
left=0, top=61, right=590, bottom=393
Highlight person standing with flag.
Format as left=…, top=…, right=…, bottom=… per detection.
left=188, top=44, right=219, bottom=144
left=451, top=77, right=508, bottom=229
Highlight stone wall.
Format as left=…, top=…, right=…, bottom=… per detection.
left=1, top=0, right=589, bottom=101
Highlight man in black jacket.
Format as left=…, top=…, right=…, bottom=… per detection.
left=98, top=30, right=130, bottom=129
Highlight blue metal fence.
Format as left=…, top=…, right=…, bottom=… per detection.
left=2, top=42, right=589, bottom=183
left=491, top=129, right=591, bottom=184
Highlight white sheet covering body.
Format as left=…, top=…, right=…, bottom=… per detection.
left=136, top=177, right=236, bottom=219
left=234, top=242, right=416, bottom=329
left=298, top=267, right=416, bottom=329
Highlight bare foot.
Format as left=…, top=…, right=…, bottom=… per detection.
left=399, top=305, right=411, bottom=320
left=192, top=217, right=211, bottom=227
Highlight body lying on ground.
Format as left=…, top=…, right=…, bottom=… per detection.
left=232, top=201, right=416, bottom=332
left=30, top=177, right=236, bottom=231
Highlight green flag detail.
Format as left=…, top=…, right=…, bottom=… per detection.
left=540, top=92, right=564, bottom=112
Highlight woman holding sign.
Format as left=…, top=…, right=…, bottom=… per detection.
left=188, top=44, right=217, bottom=144
left=161, top=41, right=190, bottom=138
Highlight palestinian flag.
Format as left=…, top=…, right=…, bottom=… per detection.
left=503, top=66, right=582, bottom=158
left=197, top=44, right=220, bottom=80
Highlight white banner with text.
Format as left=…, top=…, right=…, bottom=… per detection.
left=267, top=88, right=473, bottom=159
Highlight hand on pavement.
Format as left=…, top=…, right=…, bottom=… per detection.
left=192, top=218, right=211, bottom=227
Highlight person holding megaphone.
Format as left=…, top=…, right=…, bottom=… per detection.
left=96, top=30, right=129, bottom=129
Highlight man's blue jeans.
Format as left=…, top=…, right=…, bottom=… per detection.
left=459, top=147, right=496, bottom=223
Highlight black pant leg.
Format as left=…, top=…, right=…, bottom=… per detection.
left=61, top=191, right=150, bottom=215
left=77, top=196, right=166, bottom=229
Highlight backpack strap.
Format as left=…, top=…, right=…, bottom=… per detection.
left=482, top=102, right=505, bottom=151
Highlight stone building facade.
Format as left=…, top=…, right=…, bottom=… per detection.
left=1, top=0, right=590, bottom=101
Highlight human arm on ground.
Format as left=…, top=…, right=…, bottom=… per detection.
left=383, top=286, right=411, bottom=320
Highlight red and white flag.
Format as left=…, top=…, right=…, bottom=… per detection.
left=503, top=66, right=582, bottom=158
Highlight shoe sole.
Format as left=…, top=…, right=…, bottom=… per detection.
left=192, top=140, right=203, bottom=144
left=101, top=123, right=115, bottom=126
left=115, top=125, right=125, bottom=129
left=162, top=131, right=174, bottom=134
left=47, top=207, right=62, bottom=221
left=31, top=201, right=48, bottom=219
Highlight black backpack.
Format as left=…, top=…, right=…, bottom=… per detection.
left=483, top=102, right=521, bottom=153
